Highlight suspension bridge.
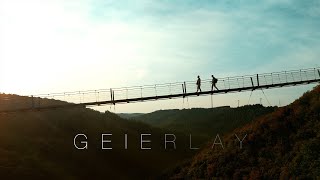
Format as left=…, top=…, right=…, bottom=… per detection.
left=0, top=67, right=320, bottom=113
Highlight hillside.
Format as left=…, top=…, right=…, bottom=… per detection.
left=165, top=85, right=320, bottom=179
left=0, top=94, right=194, bottom=179
left=128, top=105, right=276, bottom=141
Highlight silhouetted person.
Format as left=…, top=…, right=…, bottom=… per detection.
left=211, top=75, right=219, bottom=91
left=196, top=75, right=201, bottom=93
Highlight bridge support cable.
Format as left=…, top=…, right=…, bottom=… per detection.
left=261, top=89, right=271, bottom=106
left=247, top=90, right=254, bottom=105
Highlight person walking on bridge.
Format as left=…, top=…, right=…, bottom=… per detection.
left=196, top=75, right=202, bottom=93
left=211, top=75, right=219, bottom=91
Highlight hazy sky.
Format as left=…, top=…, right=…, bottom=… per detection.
left=0, top=0, right=319, bottom=112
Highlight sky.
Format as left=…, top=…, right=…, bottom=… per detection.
left=0, top=0, right=319, bottom=113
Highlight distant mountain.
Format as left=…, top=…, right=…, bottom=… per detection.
left=118, top=113, right=145, bottom=119
left=165, top=85, right=320, bottom=179
left=130, top=105, right=276, bottom=141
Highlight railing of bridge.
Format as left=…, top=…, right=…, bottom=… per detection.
left=108, top=67, right=320, bottom=101
left=0, top=67, right=319, bottom=111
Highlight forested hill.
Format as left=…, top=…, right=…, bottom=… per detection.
left=165, top=85, right=320, bottom=179
left=0, top=94, right=192, bottom=179
left=127, top=105, right=276, bottom=139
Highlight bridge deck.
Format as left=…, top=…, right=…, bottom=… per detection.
left=1, top=67, right=319, bottom=113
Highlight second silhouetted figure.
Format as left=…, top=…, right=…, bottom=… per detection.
left=211, top=75, right=219, bottom=91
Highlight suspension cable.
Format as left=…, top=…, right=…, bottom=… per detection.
left=247, top=90, right=253, bottom=105
left=261, top=89, right=271, bottom=106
